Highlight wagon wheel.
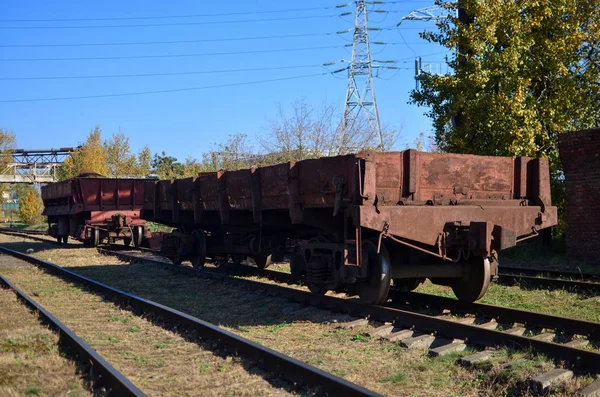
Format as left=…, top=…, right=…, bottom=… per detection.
left=90, top=228, right=100, bottom=247
left=171, top=255, right=183, bottom=266
left=132, top=226, right=144, bottom=247
left=451, top=256, right=492, bottom=302
left=189, top=230, right=206, bottom=269
left=354, top=239, right=391, bottom=305
left=231, top=254, right=245, bottom=266
left=290, top=253, right=306, bottom=278
left=307, top=281, right=328, bottom=295
left=250, top=253, right=272, bottom=270
left=393, top=278, right=423, bottom=292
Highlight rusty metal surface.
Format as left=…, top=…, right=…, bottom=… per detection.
left=258, top=163, right=290, bottom=210
left=40, top=180, right=72, bottom=201
left=359, top=205, right=557, bottom=247
left=136, top=150, right=556, bottom=259
left=42, top=178, right=147, bottom=216
left=156, top=150, right=553, bottom=230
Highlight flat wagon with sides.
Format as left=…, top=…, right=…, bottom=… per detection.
left=42, top=173, right=150, bottom=246
left=143, top=150, right=557, bottom=304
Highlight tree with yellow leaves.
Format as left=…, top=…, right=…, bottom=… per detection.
left=0, top=129, right=16, bottom=200
left=105, top=132, right=138, bottom=177
left=18, top=186, right=43, bottom=224
left=412, top=0, right=600, bottom=166
left=57, top=126, right=109, bottom=179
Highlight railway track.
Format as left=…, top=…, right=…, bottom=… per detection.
left=0, top=227, right=46, bottom=236
left=3, top=228, right=600, bottom=296
left=497, top=265, right=600, bottom=294
left=98, top=248, right=600, bottom=378
left=0, top=267, right=144, bottom=396
left=0, top=246, right=379, bottom=397
left=4, top=231, right=600, bottom=393
left=100, top=247, right=600, bottom=394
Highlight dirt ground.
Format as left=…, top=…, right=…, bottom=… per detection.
left=0, top=234, right=596, bottom=396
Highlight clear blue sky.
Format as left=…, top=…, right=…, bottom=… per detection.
left=0, top=0, right=449, bottom=160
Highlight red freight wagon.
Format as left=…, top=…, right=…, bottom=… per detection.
left=42, top=173, right=150, bottom=246
left=143, top=150, right=557, bottom=304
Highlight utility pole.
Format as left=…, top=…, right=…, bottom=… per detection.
left=340, top=0, right=382, bottom=152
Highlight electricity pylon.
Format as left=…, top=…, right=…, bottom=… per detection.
left=340, top=0, right=382, bottom=151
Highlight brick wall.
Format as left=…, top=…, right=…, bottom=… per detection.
left=558, top=128, right=600, bottom=263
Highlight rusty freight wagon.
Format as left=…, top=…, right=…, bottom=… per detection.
left=143, top=150, right=557, bottom=304
left=42, top=173, right=150, bottom=246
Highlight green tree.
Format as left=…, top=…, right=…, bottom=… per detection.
left=136, top=146, right=152, bottom=177
left=104, top=132, right=138, bottom=177
left=0, top=129, right=16, bottom=201
left=152, top=152, right=184, bottom=179
left=411, top=0, right=600, bottom=167
left=57, top=126, right=109, bottom=179
left=202, top=133, right=258, bottom=171
left=183, top=156, right=203, bottom=177
left=18, top=186, right=43, bottom=224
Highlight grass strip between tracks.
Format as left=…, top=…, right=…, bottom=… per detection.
left=0, top=246, right=380, bottom=397
left=2, top=234, right=597, bottom=396
left=0, top=271, right=144, bottom=397
left=101, top=249, right=600, bottom=373
left=0, top=285, right=90, bottom=396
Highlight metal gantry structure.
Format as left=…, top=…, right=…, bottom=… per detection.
left=340, top=0, right=383, bottom=151
left=396, top=6, right=453, bottom=88
left=0, top=148, right=76, bottom=184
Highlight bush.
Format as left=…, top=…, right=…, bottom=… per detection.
left=19, top=187, right=43, bottom=225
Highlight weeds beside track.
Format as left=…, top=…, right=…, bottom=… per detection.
left=0, top=246, right=378, bottom=397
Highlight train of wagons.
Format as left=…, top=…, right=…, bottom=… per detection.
left=41, top=150, right=557, bottom=304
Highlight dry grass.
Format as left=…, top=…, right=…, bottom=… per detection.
left=0, top=286, right=90, bottom=397
left=0, top=250, right=295, bottom=396
left=0, top=234, right=595, bottom=396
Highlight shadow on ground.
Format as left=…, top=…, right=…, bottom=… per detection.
left=0, top=240, right=81, bottom=253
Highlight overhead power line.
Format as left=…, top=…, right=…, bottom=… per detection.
left=0, top=45, right=340, bottom=62
left=2, top=55, right=447, bottom=81
left=0, top=32, right=334, bottom=48
left=0, top=6, right=335, bottom=22
left=0, top=72, right=328, bottom=103
left=0, top=1, right=435, bottom=23
left=0, top=26, right=428, bottom=48
left=0, top=64, right=323, bottom=81
left=0, top=14, right=340, bottom=29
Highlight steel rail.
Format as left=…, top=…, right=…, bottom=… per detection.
left=500, top=265, right=600, bottom=281
left=0, top=271, right=145, bottom=396
left=0, top=229, right=65, bottom=244
left=0, top=246, right=380, bottom=397
left=497, top=273, right=600, bottom=294
left=388, top=291, right=600, bottom=339
left=106, top=244, right=600, bottom=296
left=0, top=227, right=46, bottom=235
left=4, top=230, right=600, bottom=295
left=101, top=247, right=600, bottom=338
left=97, top=248, right=600, bottom=372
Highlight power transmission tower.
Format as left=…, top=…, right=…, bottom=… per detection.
left=340, top=0, right=382, bottom=151
left=395, top=6, right=452, bottom=89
